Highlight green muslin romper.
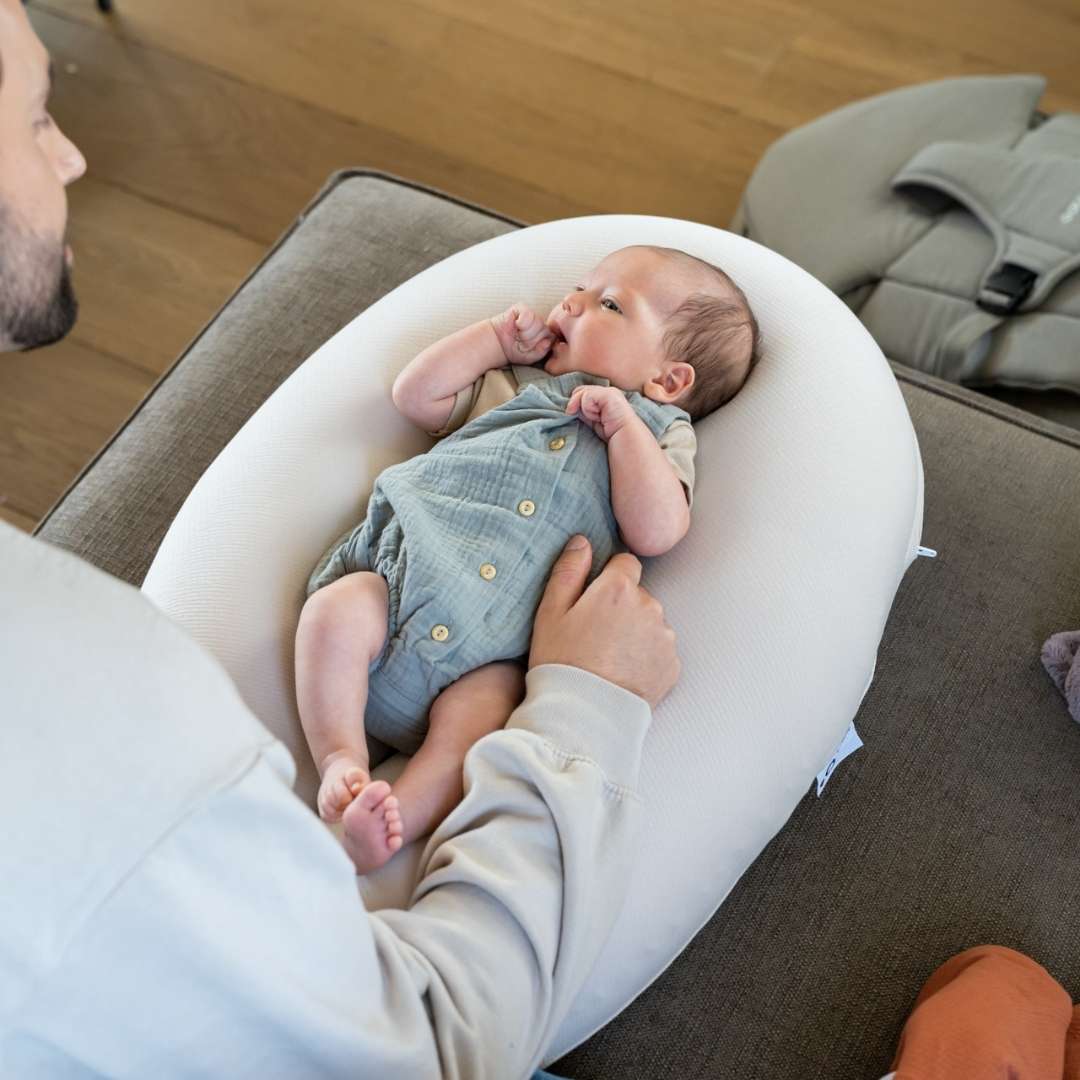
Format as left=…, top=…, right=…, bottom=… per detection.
left=306, top=365, right=690, bottom=755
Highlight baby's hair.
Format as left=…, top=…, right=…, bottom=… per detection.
left=640, top=246, right=762, bottom=421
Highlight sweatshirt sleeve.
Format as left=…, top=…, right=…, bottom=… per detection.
left=370, top=662, right=651, bottom=1078
left=1, top=526, right=651, bottom=1080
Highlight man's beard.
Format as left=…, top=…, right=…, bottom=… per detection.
left=0, top=203, right=78, bottom=351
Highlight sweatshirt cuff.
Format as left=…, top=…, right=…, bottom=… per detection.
left=506, top=664, right=652, bottom=793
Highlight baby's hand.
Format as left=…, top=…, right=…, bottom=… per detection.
left=566, top=385, right=637, bottom=442
left=490, top=304, right=555, bottom=365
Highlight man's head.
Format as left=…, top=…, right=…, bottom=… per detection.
left=0, top=0, right=86, bottom=352
left=543, top=244, right=760, bottom=420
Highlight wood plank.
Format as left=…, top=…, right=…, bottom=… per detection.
left=408, top=0, right=816, bottom=127
left=798, top=0, right=1080, bottom=111
left=34, top=0, right=1080, bottom=223
left=0, top=337, right=151, bottom=521
left=63, top=175, right=267, bottom=375
left=780, top=13, right=1080, bottom=122
left=29, top=6, right=589, bottom=239
left=394, top=0, right=1080, bottom=121
left=34, top=0, right=784, bottom=226
left=0, top=503, right=38, bottom=534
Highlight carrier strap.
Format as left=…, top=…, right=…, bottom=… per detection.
left=931, top=309, right=1003, bottom=382
left=893, top=141, right=1080, bottom=315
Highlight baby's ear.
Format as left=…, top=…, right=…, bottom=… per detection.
left=647, top=362, right=694, bottom=403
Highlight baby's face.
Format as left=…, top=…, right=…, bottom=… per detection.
left=542, top=246, right=695, bottom=395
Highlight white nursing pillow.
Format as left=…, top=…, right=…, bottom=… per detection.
left=142, top=215, right=923, bottom=1060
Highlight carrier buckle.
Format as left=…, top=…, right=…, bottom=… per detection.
left=976, top=263, right=1037, bottom=315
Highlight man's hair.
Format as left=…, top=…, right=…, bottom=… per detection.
left=644, top=247, right=762, bottom=421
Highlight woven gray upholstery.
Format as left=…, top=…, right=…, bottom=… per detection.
left=37, top=172, right=1080, bottom=1079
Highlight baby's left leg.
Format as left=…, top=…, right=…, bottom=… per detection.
left=341, top=660, right=526, bottom=873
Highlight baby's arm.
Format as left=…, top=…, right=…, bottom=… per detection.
left=608, top=418, right=690, bottom=557
left=566, top=384, right=689, bottom=558
left=392, top=306, right=553, bottom=432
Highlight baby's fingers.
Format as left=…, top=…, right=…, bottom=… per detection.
left=527, top=327, right=555, bottom=351
left=517, top=335, right=554, bottom=363
left=514, top=306, right=544, bottom=338
left=579, top=390, right=600, bottom=420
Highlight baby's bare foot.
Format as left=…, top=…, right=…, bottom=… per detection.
left=342, top=783, right=405, bottom=875
left=317, top=755, right=369, bottom=824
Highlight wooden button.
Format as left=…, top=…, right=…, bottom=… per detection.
left=479, top=563, right=497, bottom=580
left=431, top=624, right=450, bottom=642
left=518, top=499, right=536, bottom=517
left=548, top=436, right=566, bottom=451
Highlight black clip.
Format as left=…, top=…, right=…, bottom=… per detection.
left=976, top=263, right=1037, bottom=316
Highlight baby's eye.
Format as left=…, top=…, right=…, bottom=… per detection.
left=601, top=297, right=621, bottom=313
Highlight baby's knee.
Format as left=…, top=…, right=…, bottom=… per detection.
left=298, top=572, right=389, bottom=651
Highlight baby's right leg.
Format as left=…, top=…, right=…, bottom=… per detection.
left=294, top=571, right=389, bottom=823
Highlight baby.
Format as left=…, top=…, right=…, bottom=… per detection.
left=294, top=244, right=760, bottom=874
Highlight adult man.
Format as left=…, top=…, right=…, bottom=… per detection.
left=0, top=0, right=84, bottom=350
left=0, top=2, right=679, bottom=1076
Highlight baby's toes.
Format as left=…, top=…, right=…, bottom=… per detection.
left=343, top=767, right=367, bottom=797
left=383, top=798, right=403, bottom=850
left=355, top=779, right=391, bottom=814
left=384, top=800, right=403, bottom=837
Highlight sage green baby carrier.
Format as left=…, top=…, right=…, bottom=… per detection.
left=733, top=75, right=1080, bottom=394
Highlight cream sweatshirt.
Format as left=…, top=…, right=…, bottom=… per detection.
left=0, top=522, right=650, bottom=1079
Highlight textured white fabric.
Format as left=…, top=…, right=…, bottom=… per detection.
left=141, top=215, right=924, bottom=1058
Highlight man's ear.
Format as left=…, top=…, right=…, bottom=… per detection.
left=644, top=362, right=694, bottom=404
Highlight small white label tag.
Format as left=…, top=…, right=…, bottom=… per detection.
left=916, top=546, right=937, bottom=558
left=816, top=721, right=864, bottom=796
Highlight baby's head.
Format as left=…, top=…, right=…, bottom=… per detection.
left=543, top=245, right=760, bottom=420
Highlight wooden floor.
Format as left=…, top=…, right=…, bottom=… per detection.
left=4, top=0, right=1079, bottom=532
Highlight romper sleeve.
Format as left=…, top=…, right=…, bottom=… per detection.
left=424, top=375, right=484, bottom=437
left=424, top=366, right=523, bottom=437
left=658, top=419, right=697, bottom=509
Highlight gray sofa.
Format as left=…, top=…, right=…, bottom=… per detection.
left=37, top=171, right=1080, bottom=1079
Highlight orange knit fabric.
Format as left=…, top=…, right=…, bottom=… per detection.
left=890, top=946, right=1077, bottom=1079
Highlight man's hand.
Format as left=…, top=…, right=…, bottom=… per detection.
left=565, top=385, right=637, bottom=442
left=529, top=535, right=680, bottom=708
left=490, top=304, right=555, bottom=365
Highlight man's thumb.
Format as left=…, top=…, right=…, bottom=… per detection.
left=537, top=534, right=591, bottom=617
